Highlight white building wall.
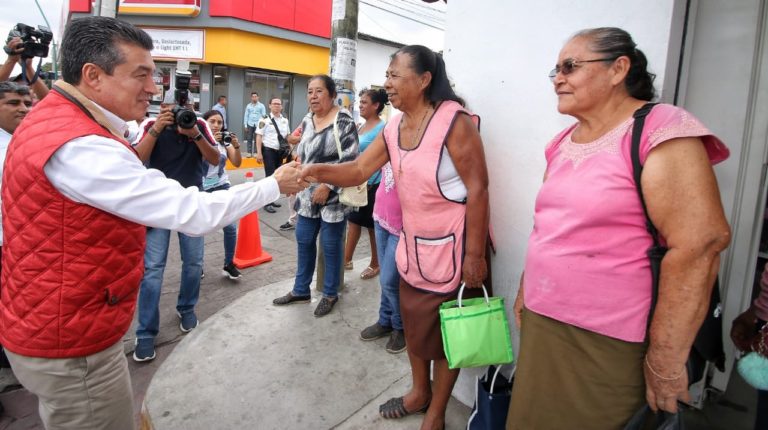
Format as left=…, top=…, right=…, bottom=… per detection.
left=355, top=39, right=399, bottom=94
left=442, top=0, right=682, bottom=405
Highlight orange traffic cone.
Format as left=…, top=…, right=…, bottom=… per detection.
left=233, top=171, right=273, bottom=268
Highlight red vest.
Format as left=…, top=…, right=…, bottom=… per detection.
left=1, top=88, right=146, bottom=358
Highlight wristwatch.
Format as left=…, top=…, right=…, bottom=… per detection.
left=193, top=133, right=204, bottom=142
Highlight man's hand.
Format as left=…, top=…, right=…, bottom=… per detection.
left=300, top=164, right=319, bottom=183
left=177, top=125, right=200, bottom=139
left=3, top=37, right=23, bottom=60
left=273, top=161, right=308, bottom=195
left=256, top=153, right=263, bottom=163
left=311, top=184, right=331, bottom=205
left=731, top=307, right=758, bottom=352
left=153, top=109, right=174, bottom=133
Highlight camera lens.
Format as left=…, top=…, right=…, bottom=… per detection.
left=222, top=133, right=232, bottom=144
left=175, top=108, right=197, bottom=129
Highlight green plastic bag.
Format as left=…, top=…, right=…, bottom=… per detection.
left=439, top=284, right=514, bottom=369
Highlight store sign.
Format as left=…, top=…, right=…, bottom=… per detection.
left=119, top=0, right=201, bottom=17
left=143, top=28, right=204, bottom=60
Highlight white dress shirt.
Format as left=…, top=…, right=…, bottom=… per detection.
left=0, top=127, right=12, bottom=245
left=42, top=104, right=279, bottom=237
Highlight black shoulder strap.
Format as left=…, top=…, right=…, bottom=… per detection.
left=269, top=116, right=285, bottom=140
left=630, top=102, right=660, bottom=246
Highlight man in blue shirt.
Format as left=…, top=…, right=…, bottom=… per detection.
left=243, top=91, right=266, bottom=157
left=212, top=95, right=228, bottom=130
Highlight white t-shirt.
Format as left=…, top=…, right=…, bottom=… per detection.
left=255, top=114, right=290, bottom=150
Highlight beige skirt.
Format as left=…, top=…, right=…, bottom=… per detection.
left=506, top=309, right=647, bottom=430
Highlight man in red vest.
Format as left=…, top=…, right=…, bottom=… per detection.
left=0, top=17, right=306, bottom=430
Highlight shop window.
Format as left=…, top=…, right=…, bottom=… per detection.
left=245, top=70, right=292, bottom=121
left=213, top=66, right=229, bottom=111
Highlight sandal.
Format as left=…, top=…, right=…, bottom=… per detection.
left=344, top=261, right=353, bottom=270
left=360, top=266, right=380, bottom=280
left=379, top=396, right=430, bottom=419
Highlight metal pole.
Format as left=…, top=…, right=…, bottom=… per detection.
left=315, top=0, right=359, bottom=293
left=93, top=0, right=103, bottom=16
left=33, top=0, right=58, bottom=77
left=100, top=0, right=118, bottom=18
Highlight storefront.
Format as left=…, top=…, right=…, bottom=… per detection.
left=67, top=0, right=332, bottom=134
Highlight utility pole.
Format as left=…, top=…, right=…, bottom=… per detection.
left=33, top=0, right=58, bottom=77
left=315, top=0, right=359, bottom=292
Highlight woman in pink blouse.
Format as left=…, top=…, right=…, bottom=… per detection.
left=508, top=27, right=731, bottom=429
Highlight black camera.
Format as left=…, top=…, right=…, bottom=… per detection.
left=5, top=23, right=53, bottom=60
left=171, top=70, right=197, bottom=129
left=221, top=131, right=232, bottom=144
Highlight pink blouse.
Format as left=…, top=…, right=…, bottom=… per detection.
left=524, top=104, right=729, bottom=342
left=373, top=162, right=402, bottom=235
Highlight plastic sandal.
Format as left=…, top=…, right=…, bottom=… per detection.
left=379, top=396, right=430, bottom=420
left=360, top=266, right=380, bottom=280
left=344, top=261, right=353, bottom=270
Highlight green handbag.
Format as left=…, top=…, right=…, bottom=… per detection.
left=439, top=284, right=515, bottom=369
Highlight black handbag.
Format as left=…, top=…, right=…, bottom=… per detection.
left=624, top=405, right=684, bottom=430
left=630, top=103, right=725, bottom=374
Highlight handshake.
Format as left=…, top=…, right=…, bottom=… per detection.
left=272, top=161, right=320, bottom=195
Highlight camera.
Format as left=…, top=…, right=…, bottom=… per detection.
left=171, top=70, right=197, bottom=129
left=221, top=131, right=233, bottom=144
left=4, top=23, right=53, bottom=60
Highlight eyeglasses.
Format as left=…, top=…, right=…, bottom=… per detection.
left=548, top=57, right=618, bottom=81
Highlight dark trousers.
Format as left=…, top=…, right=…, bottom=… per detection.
left=263, top=146, right=284, bottom=178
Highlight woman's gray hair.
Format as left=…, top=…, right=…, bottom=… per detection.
left=574, top=27, right=656, bottom=101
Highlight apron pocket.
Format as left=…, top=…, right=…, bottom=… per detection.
left=415, top=234, right=456, bottom=284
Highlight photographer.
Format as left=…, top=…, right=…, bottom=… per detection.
left=131, top=89, right=220, bottom=362
left=0, top=36, right=49, bottom=101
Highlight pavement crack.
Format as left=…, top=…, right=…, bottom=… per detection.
left=329, top=372, right=410, bottom=429
left=337, top=298, right=355, bottom=330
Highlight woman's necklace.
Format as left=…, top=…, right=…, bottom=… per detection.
left=397, top=106, right=431, bottom=178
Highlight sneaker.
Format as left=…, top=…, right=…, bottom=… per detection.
left=271, top=202, right=282, bottom=208
left=314, top=296, right=338, bottom=317
left=360, top=322, right=393, bottom=341
left=201, top=272, right=205, bottom=279
left=133, top=338, right=156, bottom=362
left=279, top=222, right=295, bottom=231
left=177, top=311, right=199, bottom=333
left=264, top=204, right=277, bottom=214
left=385, top=330, right=407, bottom=354
left=273, top=291, right=311, bottom=306
left=222, top=263, right=242, bottom=280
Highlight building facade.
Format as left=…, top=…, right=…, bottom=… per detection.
left=68, top=0, right=333, bottom=132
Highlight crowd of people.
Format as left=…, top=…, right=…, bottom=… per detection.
left=0, top=14, right=765, bottom=430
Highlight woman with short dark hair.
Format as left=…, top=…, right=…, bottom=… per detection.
left=272, top=74, right=359, bottom=318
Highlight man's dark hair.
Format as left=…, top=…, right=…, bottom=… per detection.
left=0, top=81, right=30, bottom=99
left=61, top=16, right=153, bottom=85
left=217, top=95, right=227, bottom=102
left=251, top=91, right=259, bottom=97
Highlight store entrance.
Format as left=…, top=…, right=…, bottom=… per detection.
left=244, top=70, right=292, bottom=121
left=151, top=63, right=202, bottom=117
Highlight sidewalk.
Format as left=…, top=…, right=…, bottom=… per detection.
left=0, top=167, right=759, bottom=429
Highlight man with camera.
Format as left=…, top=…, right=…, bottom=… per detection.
left=1, top=17, right=306, bottom=429
left=256, top=97, right=291, bottom=214
left=0, top=31, right=50, bottom=102
left=131, top=89, right=221, bottom=363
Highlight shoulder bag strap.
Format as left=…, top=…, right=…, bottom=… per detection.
left=332, top=110, right=342, bottom=161
left=269, top=116, right=285, bottom=141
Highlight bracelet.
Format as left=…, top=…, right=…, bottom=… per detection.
left=148, top=127, right=160, bottom=138
left=644, top=355, right=684, bottom=381
left=232, top=145, right=240, bottom=149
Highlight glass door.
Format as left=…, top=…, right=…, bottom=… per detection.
left=244, top=70, right=292, bottom=120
